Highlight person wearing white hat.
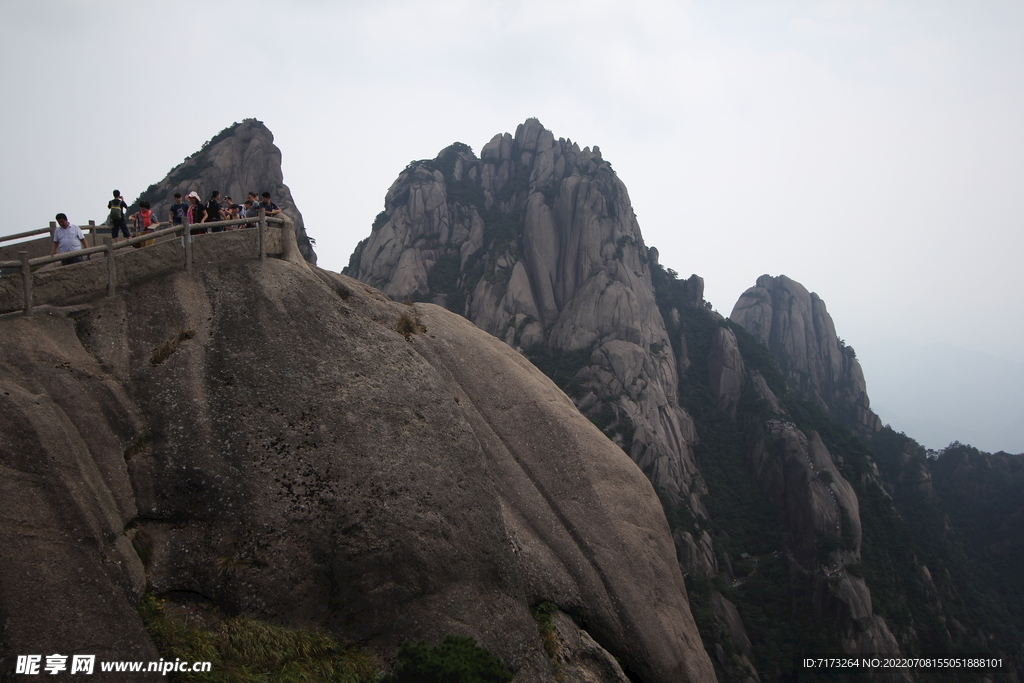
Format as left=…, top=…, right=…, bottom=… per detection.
left=186, top=191, right=206, bottom=233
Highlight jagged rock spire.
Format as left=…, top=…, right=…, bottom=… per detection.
left=347, top=119, right=717, bottom=576
left=731, top=274, right=881, bottom=437
left=131, top=119, right=316, bottom=264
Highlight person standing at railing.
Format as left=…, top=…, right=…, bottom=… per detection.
left=243, top=199, right=259, bottom=228
left=130, top=201, right=157, bottom=230
left=205, top=190, right=225, bottom=232
left=226, top=202, right=241, bottom=228
left=168, top=193, right=187, bottom=225
left=259, top=191, right=281, bottom=217
left=108, top=190, right=130, bottom=244
left=186, top=191, right=206, bottom=234
left=129, top=201, right=158, bottom=248
left=51, top=213, right=89, bottom=266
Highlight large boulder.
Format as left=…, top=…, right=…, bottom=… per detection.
left=0, top=251, right=715, bottom=683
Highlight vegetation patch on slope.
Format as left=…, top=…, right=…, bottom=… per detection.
left=785, top=401, right=1020, bottom=679
left=381, top=636, right=513, bottom=683
left=138, top=595, right=378, bottom=682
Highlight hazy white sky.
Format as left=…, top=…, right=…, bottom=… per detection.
left=2, top=0, right=1022, bottom=451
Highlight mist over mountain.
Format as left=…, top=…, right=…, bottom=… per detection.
left=857, top=341, right=1024, bottom=453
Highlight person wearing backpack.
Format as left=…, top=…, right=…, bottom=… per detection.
left=108, top=190, right=129, bottom=243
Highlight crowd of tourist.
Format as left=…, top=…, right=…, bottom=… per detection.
left=167, top=189, right=282, bottom=235
left=51, top=189, right=284, bottom=266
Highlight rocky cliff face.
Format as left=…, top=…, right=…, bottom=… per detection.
left=710, top=277, right=903, bottom=664
left=751, top=423, right=902, bottom=663
left=346, top=119, right=715, bottom=577
left=132, top=119, right=317, bottom=265
left=730, top=274, right=881, bottom=438
left=930, top=443, right=1024, bottom=613
left=869, top=433, right=1024, bottom=675
left=343, top=121, right=922, bottom=675
left=0, top=244, right=715, bottom=682
left=649, top=272, right=904, bottom=671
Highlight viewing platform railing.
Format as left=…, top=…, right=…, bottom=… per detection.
left=0, top=220, right=102, bottom=251
left=0, top=209, right=295, bottom=316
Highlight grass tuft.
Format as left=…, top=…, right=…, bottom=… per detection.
left=138, top=595, right=379, bottom=682
left=530, top=602, right=564, bottom=680
left=151, top=329, right=197, bottom=365
left=395, top=312, right=425, bottom=340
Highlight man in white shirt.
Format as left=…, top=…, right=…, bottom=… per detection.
left=51, top=213, right=89, bottom=266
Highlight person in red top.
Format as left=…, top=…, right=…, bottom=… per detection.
left=130, top=201, right=157, bottom=231
left=129, top=201, right=158, bottom=248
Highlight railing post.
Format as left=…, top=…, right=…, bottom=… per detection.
left=105, top=244, right=116, bottom=297
left=19, top=250, right=32, bottom=315
left=258, top=208, right=266, bottom=262
left=88, top=220, right=96, bottom=248
left=183, top=214, right=193, bottom=273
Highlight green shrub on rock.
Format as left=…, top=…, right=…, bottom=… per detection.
left=382, top=636, right=512, bottom=683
